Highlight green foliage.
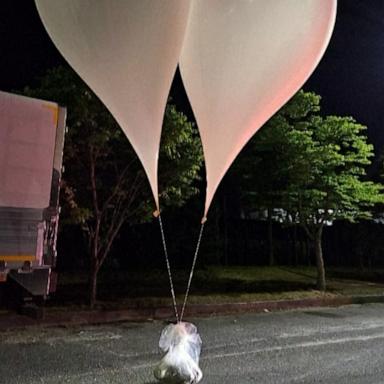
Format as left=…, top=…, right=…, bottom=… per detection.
left=234, top=90, right=384, bottom=231
left=159, top=103, right=203, bottom=205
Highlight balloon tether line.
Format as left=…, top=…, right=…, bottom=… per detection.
left=157, top=212, right=179, bottom=323
left=155, top=211, right=205, bottom=323
left=180, top=221, right=205, bottom=321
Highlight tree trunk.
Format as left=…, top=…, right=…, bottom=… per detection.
left=89, top=236, right=100, bottom=309
left=306, top=237, right=311, bottom=266
left=314, top=226, right=326, bottom=291
left=293, top=225, right=298, bottom=266
left=89, top=264, right=98, bottom=309
left=267, top=208, right=274, bottom=266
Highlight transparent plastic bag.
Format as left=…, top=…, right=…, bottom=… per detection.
left=154, top=322, right=203, bottom=384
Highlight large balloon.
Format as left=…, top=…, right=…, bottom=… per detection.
left=180, top=0, right=337, bottom=219
left=35, top=0, right=192, bottom=210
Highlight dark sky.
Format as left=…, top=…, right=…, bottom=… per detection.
left=1, top=1, right=384, bottom=160
left=305, top=1, right=384, bottom=159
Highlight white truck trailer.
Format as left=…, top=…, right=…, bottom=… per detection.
left=0, top=90, right=66, bottom=312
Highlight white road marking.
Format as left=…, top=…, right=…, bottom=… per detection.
left=1, top=331, right=122, bottom=345
left=204, top=332, right=384, bottom=360
left=279, top=321, right=384, bottom=338
left=131, top=331, right=384, bottom=369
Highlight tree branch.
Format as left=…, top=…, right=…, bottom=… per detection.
left=301, top=221, right=314, bottom=241
left=97, top=173, right=145, bottom=266
left=89, top=145, right=100, bottom=218
left=100, top=157, right=138, bottom=214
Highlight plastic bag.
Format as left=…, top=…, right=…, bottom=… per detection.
left=154, top=321, right=203, bottom=384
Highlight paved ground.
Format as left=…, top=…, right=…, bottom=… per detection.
left=0, top=303, right=384, bottom=383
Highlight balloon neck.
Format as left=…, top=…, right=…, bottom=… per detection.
left=201, top=216, right=207, bottom=224
left=153, top=210, right=160, bottom=218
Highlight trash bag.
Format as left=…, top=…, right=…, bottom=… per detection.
left=154, top=321, right=203, bottom=384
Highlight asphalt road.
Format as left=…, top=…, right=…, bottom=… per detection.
left=0, top=303, right=384, bottom=383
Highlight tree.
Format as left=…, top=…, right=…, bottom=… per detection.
left=23, top=67, right=203, bottom=307
left=286, top=114, right=384, bottom=290
left=234, top=91, right=321, bottom=265
left=236, top=90, right=384, bottom=290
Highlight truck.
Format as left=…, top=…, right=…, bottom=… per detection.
left=0, top=90, right=66, bottom=315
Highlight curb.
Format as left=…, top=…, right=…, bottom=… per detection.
left=1, top=294, right=383, bottom=330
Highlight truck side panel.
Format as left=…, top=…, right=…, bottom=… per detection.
left=0, top=91, right=58, bottom=209
left=0, top=91, right=66, bottom=298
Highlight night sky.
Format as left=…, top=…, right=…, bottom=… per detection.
left=1, top=1, right=384, bottom=162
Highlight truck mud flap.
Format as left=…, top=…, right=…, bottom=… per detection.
left=8, top=268, right=51, bottom=297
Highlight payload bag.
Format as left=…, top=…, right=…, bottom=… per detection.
left=154, top=322, right=203, bottom=383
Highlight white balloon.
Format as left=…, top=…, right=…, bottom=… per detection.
left=35, top=0, right=192, bottom=210
left=180, top=0, right=337, bottom=219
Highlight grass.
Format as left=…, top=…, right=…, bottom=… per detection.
left=48, top=266, right=384, bottom=310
